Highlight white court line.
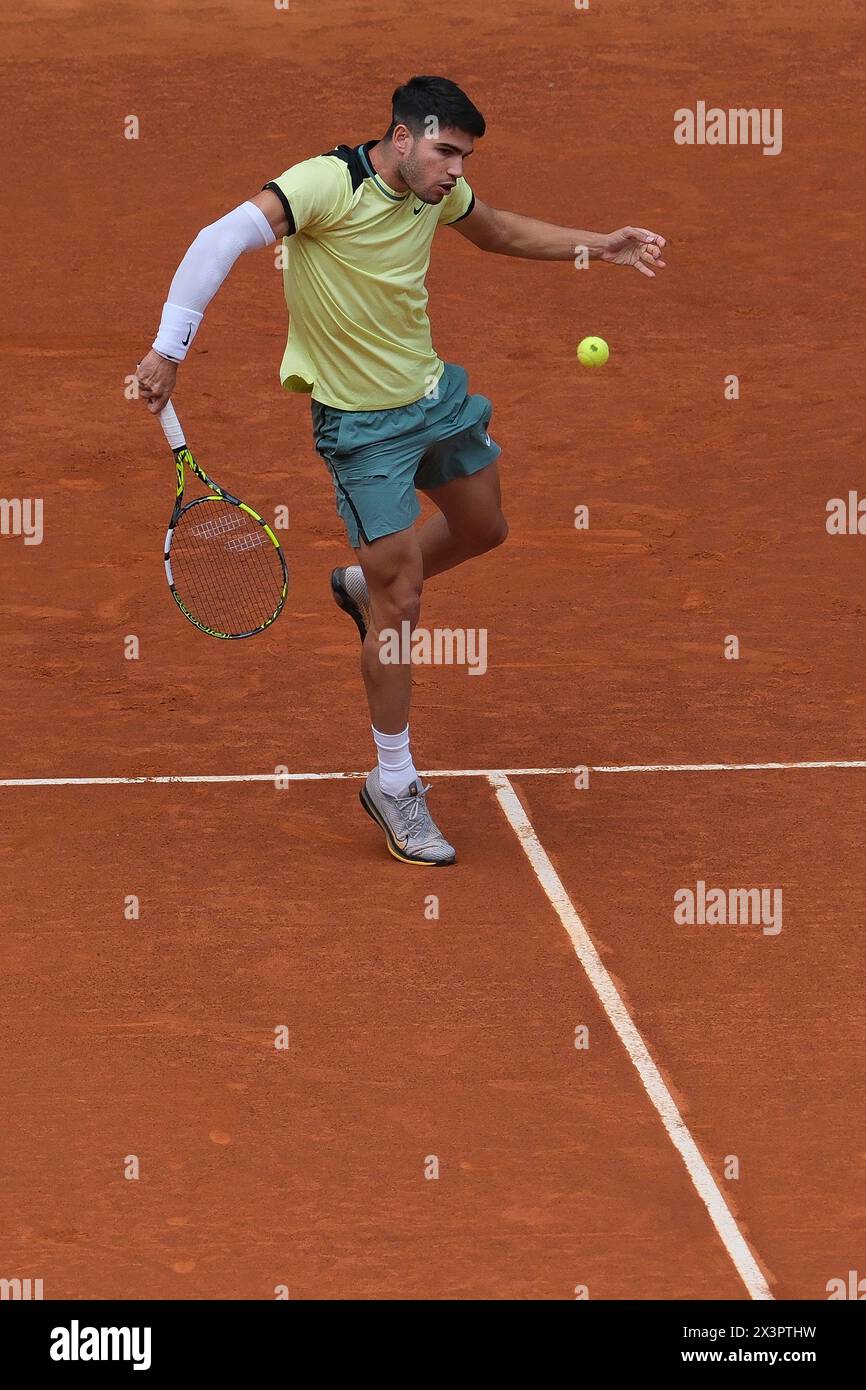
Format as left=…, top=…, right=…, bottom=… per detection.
left=487, top=771, right=774, bottom=1301
left=1, top=758, right=864, bottom=788
left=592, top=760, right=866, bottom=773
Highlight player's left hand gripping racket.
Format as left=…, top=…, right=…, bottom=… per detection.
left=158, top=401, right=288, bottom=639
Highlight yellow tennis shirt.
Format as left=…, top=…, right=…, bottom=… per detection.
left=264, top=139, right=475, bottom=410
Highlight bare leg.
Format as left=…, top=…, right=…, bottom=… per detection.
left=354, top=525, right=423, bottom=734
left=416, top=461, right=508, bottom=579
left=347, top=465, right=506, bottom=733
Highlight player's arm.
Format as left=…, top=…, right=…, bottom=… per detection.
left=135, top=190, right=286, bottom=414
left=452, top=195, right=666, bottom=276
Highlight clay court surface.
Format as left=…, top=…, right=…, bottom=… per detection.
left=2, top=0, right=864, bottom=1299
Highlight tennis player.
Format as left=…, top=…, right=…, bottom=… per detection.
left=135, top=75, right=666, bottom=866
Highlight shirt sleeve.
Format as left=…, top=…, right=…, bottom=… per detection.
left=437, top=177, right=475, bottom=226
left=263, top=155, right=350, bottom=236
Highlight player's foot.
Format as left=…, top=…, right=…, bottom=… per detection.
left=331, top=565, right=371, bottom=643
left=359, top=768, right=457, bottom=866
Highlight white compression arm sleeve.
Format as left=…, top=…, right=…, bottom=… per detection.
left=152, top=200, right=277, bottom=362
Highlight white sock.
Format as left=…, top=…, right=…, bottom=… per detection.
left=373, top=724, right=418, bottom=797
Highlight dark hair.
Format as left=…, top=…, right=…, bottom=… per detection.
left=386, top=76, right=485, bottom=141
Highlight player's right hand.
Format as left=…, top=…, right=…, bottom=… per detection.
left=135, top=349, right=178, bottom=414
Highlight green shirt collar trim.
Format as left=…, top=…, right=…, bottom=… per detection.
left=358, top=140, right=408, bottom=202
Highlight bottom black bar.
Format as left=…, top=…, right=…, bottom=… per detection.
left=1, top=1297, right=862, bottom=1374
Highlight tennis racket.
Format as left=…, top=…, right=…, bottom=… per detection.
left=158, top=401, right=288, bottom=639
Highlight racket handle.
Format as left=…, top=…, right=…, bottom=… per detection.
left=159, top=400, right=187, bottom=451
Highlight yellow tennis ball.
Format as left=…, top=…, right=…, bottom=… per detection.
left=577, top=335, right=610, bottom=367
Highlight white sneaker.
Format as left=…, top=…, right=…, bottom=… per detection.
left=359, top=768, right=457, bottom=865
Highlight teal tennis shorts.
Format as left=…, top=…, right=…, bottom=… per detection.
left=310, top=362, right=502, bottom=548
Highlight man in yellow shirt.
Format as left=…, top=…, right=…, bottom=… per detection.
left=136, top=75, right=666, bottom=866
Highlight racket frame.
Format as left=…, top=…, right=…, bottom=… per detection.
left=159, top=402, right=288, bottom=640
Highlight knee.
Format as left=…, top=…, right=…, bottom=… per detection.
left=372, top=578, right=422, bottom=633
left=469, top=513, right=508, bottom=556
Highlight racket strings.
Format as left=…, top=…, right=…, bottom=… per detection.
left=170, top=498, right=285, bottom=636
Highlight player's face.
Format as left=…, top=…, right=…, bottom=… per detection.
left=400, top=127, right=474, bottom=203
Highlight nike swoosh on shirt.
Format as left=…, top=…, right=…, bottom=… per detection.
left=413, top=205, right=424, bottom=215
